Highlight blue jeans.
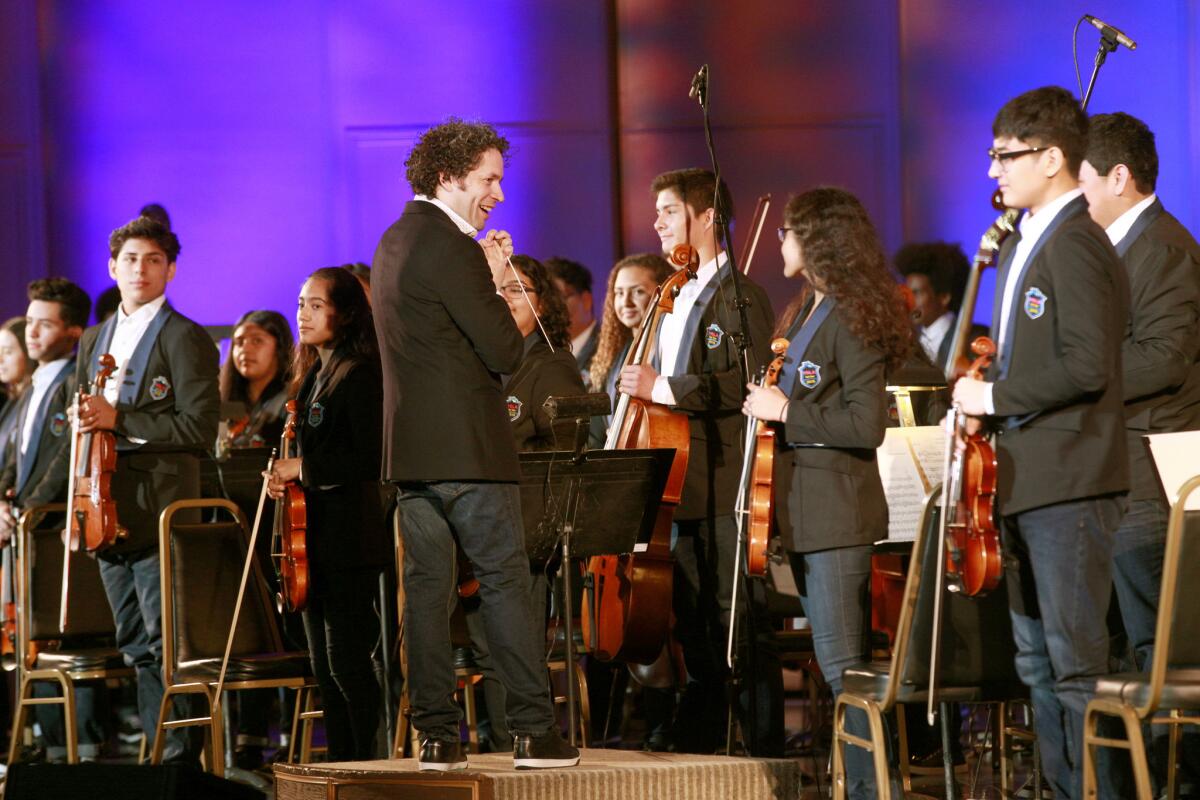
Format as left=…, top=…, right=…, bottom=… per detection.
left=790, top=545, right=900, bottom=800
left=1004, top=495, right=1124, bottom=800
left=396, top=481, right=556, bottom=742
left=98, top=549, right=200, bottom=763
left=1113, top=498, right=1200, bottom=795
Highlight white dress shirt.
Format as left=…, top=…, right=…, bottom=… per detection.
left=985, top=188, right=1082, bottom=414
left=1105, top=194, right=1157, bottom=246
left=103, top=295, right=168, bottom=407
left=20, top=358, right=70, bottom=455
left=920, top=312, right=955, bottom=364
left=571, top=321, right=597, bottom=357
left=651, top=252, right=725, bottom=405
left=414, top=194, right=477, bottom=236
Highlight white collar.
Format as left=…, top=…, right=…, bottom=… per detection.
left=691, top=251, right=726, bottom=290
left=1019, top=188, right=1082, bottom=242
left=923, top=311, right=954, bottom=340
left=1106, top=194, right=1157, bottom=246
left=31, top=357, right=70, bottom=388
left=116, top=294, right=168, bottom=326
left=415, top=194, right=477, bottom=237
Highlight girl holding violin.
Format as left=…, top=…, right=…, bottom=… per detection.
left=218, top=310, right=293, bottom=453
left=743, top=187, right=911, bottom=800
left=266, top=267, right=389, bottom=761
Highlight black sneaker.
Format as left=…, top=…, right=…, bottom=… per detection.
left=513, top=731, right=580, bottom=769
left=418, top=738, right=468, bottom=772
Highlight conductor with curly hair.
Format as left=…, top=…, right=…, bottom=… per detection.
left=370, top=118, right=579, bottom=771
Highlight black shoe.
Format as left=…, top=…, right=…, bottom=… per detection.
left=513, top=731, right=580, bottom=769
left=418, top=738, right=468, bottom=772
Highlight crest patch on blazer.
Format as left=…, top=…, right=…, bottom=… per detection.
left=1023, top=287, right=1047, bottom=320
left=705, top=323, right=725, bottom=350
left=506, top=395, right=523, bottom=421
left=148, top=375, right=171, bottom=401
left=798, top=360, right=822, bottom=389
left=308, top=402, right=325, bottom=428
left=49, top=411, right=68, bottom=437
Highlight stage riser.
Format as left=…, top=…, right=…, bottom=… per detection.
left=274, top=749, right=804, bottom=800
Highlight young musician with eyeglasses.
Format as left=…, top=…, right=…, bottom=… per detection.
left=953, top=86, right=1130, bottom=799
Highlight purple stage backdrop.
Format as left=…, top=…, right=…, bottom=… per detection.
left=2, top=1, right=1197, bottom=340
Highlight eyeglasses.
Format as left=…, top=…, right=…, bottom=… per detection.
left=777, top=227, right=795, bottom=242
left=987, top=146, right=1047, bottom=172
left=500, top=282, right=537, bottom=298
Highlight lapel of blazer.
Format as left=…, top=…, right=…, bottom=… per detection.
left=16, top=359, right=74, bottom=493
left=778, top=297, right=836, bottom=399
left=1115, top=198, right=1164, bottom=259
left=114, top=303, right=173, bottom=407
left=672, top=261, right=732, bottom=377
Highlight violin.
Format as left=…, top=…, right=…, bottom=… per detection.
left=744, top=338, right=789, bottom=577
left=943, top=194, right=1020, bottom=379
left=1, top=494, right=22, bottom=670
left=271, top=400, right=309, bottom=613
left=943, top=337, right=1003, bottom=596
left=581, top=244, right=697, bottom=664
left=60, top=354, right=127, bottom=631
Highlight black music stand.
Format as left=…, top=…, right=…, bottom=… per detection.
left=516, top=449, right=674, bottom=745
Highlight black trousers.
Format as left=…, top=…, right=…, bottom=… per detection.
left=302, top=567, right=384, bottom=761
left=673, top=515, right=784, bottom=757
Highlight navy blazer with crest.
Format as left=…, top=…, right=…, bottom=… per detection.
left=986, top=195, right=1129, bottom=515
left=0, top=359, right=75, bottom=509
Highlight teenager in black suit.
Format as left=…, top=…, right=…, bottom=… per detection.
left=1079, top=111, right=1200, bottom=794
left=744, top=187, right=912, bottom=798
left=618, top=168, right=780, bottom=756
left=0, top=279, right=109, bottom=762
left=72, top=216, right=220, bottom=764
left=371, top=119, right=578, bottom=771
left=266, top=267, right=389, bottom=761
left=895, top=242, right=987, bottom=374
left=954, top=87, right=1130, bottom=799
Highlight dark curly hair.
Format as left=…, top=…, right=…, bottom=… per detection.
left=894, top=241, right=971, bottom=313
left=778, top=187, right=912, bottom=373
left=405, top=118, right=511, bottom=196
left=993, top=85, right=1088, bottom=178
left=109, top=215, right=181, bottom=262
left=508, top=255, right=571, bottom=351
left=1085, top=112, right=1158, bottom=194
left=28, top=278, right=92, bottom=329
left=289, top=267, right=380, bottom=399
left=220, top=310, right=294, bottom=405
left=589, top=253, right=673, bottom=390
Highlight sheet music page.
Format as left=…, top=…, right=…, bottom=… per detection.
left=877, top=425, right=946, bottom=542
left=1148, top=431, right=1200, bottom=511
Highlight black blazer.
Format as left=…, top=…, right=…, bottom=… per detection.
left=934, top=318, right=989, bottom=373
left=573, top=324, right=599, bottom=382
left=504, top=335, right=587, bottom=452
left=987, top=196, right=1129, bottom=515
left=372, top=201, right=524, bottom=482
left=662, top=266, right=774, bottom=522
left=772, top=301, right=889, bottom=553
left=1116, top=200, right=1200, bottom=501
left=0, top=361, right=75, bottom=509
left=62, top=305, right=220, bottom=554
left=294, top=359, right=390, bottom=593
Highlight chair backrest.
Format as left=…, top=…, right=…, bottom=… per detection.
left=20, top=505, right=117, bottom=645
left=881, top=485, right=1019, bottom=709
left=158, top=499, right=284, bottom=685
left=1145, top=474, right=1200, bottom=716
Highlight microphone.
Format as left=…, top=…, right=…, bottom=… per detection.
left=689, top=64, right=709, bottom=104
left=1085, top=14, right=1137, bottom=50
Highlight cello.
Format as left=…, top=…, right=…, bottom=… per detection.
left=270, top=400, right=309, bottom=613
left=59, top=353, right=127, bottom=631
left=742, top=338, right=789, bottom=577
left=581, top=244, right=697, bottom=664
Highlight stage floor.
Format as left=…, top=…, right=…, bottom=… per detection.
left=274, top=748, right=804, bottom=800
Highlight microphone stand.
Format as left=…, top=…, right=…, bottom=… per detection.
left=689, top=64, right=761, bottom=756
left=1080, top=28, right=1119, bottom=111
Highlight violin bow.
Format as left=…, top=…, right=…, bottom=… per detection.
left=738, top=194, right=771, bottom=277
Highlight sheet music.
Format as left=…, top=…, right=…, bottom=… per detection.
left=1148, top=431, right=1200, bottom=511
left=877, top=426, right=946, bottom=542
